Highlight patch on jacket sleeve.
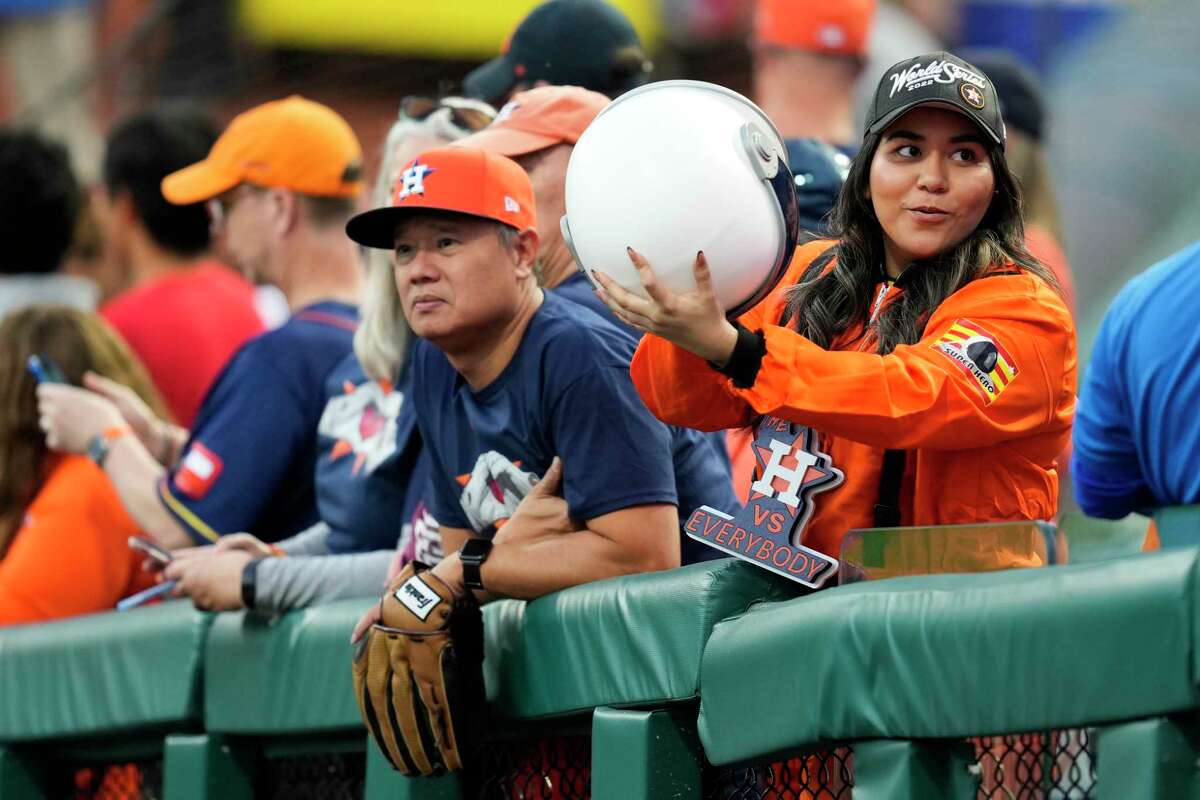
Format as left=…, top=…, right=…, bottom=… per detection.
left=931, top=318, right=1019, bottom=404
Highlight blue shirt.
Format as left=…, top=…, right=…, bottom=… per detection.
left=315, top=352, right=425, bottom=554
left=1072, top=241, right=1200, bottom=517
left=553, top=271, right=733, bottom=475
left=785, top=138, right=854, bottom=236
left=158, top=301, right=358, bottom=544
left=412, top=291, right=738, bottom=565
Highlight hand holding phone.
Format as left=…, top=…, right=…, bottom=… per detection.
left=27, top=354, right=67, bottom=384
left=128, top=535, right=173, bottom=566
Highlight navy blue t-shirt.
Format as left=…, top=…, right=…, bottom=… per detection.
left=315, top=352, right=425, bottom=554
left=554, top=271, right=734, bottom=478
left=412, top=291, right=737, bottom=565
left=158, top=301, right=358, bottom=544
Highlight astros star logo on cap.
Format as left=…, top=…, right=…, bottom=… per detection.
left=398, top=160, right=436, bottom=200
left=960, top=83, right=985, bottom=109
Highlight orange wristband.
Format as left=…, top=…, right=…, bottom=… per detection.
left=102, top=424, right=132, bottom=443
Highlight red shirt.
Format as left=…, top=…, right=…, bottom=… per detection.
left=102, top=262, right=265, bottom=426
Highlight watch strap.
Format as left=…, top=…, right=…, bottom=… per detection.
left=241, top=558, right=264, bottom=610
left=459, top=538, right=494, bottom=591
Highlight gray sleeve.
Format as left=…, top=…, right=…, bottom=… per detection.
left=253, top=550, right=393, bottom=613
left=276, top=521, right=333, bottom=557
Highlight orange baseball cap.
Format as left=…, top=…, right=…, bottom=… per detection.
left=454, top=85, right=610, bottom=158
left=345, top=146, right=536, bottom=250
left=754, top=0, right=876, bottom=57
left=161, top=95, right=364, bottom=205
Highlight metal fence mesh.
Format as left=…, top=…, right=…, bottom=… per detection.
left=260, top=751, right=366, bottom=800
left=970, top=729, right=1096, bottom=799
left=704, top=748, right=855, bottom=800
left=470, top=733, right=591, bottom=800
left=65, top=761, right=163, bottom=800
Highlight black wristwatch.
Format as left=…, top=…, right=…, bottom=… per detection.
left=241, top=558, right=264, bottom=610
left=459, top=538, right=494, bottom=591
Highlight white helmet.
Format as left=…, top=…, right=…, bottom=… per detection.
left=561, top=80, right=800, bottom=318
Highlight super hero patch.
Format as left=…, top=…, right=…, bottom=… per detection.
left=932, top=318, right=1019, bottom=404
left=685, top=417, right=842, bottom=588
left=173, top=441, right=223, bottom=499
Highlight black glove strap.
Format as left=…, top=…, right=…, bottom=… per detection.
left=710, top=323, right=766, bottom=388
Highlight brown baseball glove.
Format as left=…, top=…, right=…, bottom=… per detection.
left=352, top=562, right=485, bottom=775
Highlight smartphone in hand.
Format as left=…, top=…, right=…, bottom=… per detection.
left=27, top=354, right=67, bottom=384
left=116, top=580, right=177, bottom=611
left=128, top=535, right=173, bottom=566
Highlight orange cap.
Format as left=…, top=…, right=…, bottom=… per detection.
left=754, top=0, right=876, bottom=57
left=454, top=85, right=610, bottom=158
left=345, top=146, right=536, bottom=250
left=161, top=96, right=364, bottom=205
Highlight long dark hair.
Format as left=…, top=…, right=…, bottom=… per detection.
left=782, top=129, right=1060, bottom=355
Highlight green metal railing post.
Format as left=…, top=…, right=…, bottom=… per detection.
left=591, top=706, right=703, bottom=800
left=1096, top=717, right=1200, bottom=798
left=162, top=734, right=254, bottom=800
left=852, top=739, right=979, bottom=799
left=363, top=736, right=460, bottom=800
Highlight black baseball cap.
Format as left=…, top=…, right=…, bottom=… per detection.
left=462, top=0, right=652, bottom=104
left=865, top=51, right=1006, bottom=147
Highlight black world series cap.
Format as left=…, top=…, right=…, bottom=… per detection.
left=462, top=0, right=652, bottom=104
left=865, top=51, right=1006, bottom=147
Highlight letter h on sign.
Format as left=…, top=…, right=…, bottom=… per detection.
left=750, top=438, right=820, bottom=508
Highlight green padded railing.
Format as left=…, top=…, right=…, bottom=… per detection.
left=0, top=600, right=211, bottom=742
left=3, top=509, right=1200, bottom=800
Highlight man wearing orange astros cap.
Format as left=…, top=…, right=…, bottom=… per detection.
left=349, top=142, right=744, bottom=619
left=347, top=144, right=740, bottom=775
left=37, top=96, right=366, bottom=560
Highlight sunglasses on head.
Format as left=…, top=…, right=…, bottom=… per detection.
left=399, top=96, right=494, bottom=133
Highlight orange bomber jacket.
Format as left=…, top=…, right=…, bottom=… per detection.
left=631, top=239, right=1077, bottom=560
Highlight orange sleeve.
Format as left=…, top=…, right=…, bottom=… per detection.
left=0, top=458, right=147, bottom=626
left=630, top=240, right=836, bottom=431
left=730, top=274, right=1076, bottom=450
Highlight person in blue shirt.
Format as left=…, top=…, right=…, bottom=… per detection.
left=345, top=145, right=739, bottom=604
left=1073, top=240, right=1200, bottom=518
left=36, top=97, right=367, bottom=551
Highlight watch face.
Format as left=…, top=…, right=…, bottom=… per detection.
left=461, top=538, right=494, bottom=562
left=87, top=435, right=108, bottom=466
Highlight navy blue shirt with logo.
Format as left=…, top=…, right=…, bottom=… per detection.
left=158, top=301, right=358, bottom=544
left=315, top=352, right=426, bottom=554
left=412, top=291, right=737, bottom=565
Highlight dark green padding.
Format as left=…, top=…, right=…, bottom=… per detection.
left=698, top=548, right=1200, bottom=766
left=0, top=600, right=211, bottom=741
left=204, top=599, right=366, bottom=734
left=483, top=558, right=799, bottom=720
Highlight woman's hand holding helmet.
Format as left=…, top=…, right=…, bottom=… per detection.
left=593, top=247, right=740, bottom=365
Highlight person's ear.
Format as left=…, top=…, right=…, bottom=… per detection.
left=267, top=188, right=298, bottom=237
left=512, top=227, right=540, bottom=279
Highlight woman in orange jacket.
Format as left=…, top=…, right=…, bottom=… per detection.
left=0, top=307, right=166, bottom=625
left=594, top=52, right=1075, bottom=565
